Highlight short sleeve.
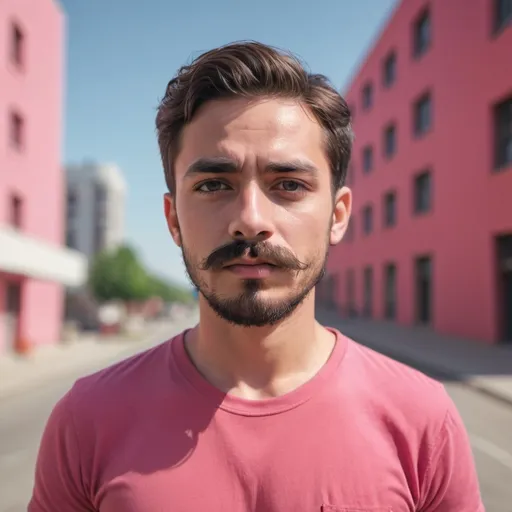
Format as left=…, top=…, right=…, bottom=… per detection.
left=28, top=390, right=93, bottom=511
left=419, top=396, right=485, bottom=512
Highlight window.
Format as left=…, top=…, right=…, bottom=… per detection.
left=383, top=51, right=397, bottom=87
left=10, top=194, right=22, bottom=229
left=414, top=93, right=432, bottom=137
left=495, top=0, right=512, bottom=32
left=384, top=263, right=397, bottom=320
left=413, top=9, right=431, bottom=58
left=415, top=256, right=433, bottom=324
left=10, top=111, right=24, bottom=150
left=11, top=23, right=24, bottom=68
left=362, top=145, right=373, bottom=173
left=363, top=205, right=373, bottom=235
left=363, top=266, right=373, bottom=317
left=384, top=123, right=397, bottom=158
left=362, top=82, right=373, bottom=110
left=414, top=170, right=432, bottom=214
left=384, top=191, right=397, bottom=227
left=494, top=96, right=512, bottom=170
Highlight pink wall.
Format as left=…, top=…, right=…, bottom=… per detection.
left=327, top=0, right=512, bottom=343
left=0, top=0, right=66, bottom=350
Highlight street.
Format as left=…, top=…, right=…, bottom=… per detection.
left=0, top=340, right=511, bottom=511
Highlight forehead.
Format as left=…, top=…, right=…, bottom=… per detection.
left=175, top=97, right=328, bottom=173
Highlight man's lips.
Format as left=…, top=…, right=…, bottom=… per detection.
left=223, top=261, right=278, bottom=278
left=223, top=259, right=277, bottom=268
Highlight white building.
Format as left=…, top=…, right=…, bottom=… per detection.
left=65, top=162, right=127, bottom=260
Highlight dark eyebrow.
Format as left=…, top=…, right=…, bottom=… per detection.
left=185, top=157, right=319, bottom=177
left=185, top=157, right=239, bottom=177
left=266, top=160, right=319, bottom=175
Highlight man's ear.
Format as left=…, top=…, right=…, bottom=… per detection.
left=330, top=186, right=352, bottom=246
left=164, top=193, right=181, bottom=247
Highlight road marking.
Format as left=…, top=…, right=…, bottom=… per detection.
left=470, top=434, right=512, bottom=471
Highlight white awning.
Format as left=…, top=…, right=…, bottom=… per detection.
left=0, top=226, right=87, bottom=287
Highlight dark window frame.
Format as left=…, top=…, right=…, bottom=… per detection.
left=384, top=190, right=397, bottom=227
left=413, top=91, right=432, bottom=137
left=383, top=51, right=397, bottom=88
left=10, top=110, right=25, bottom=150
left=413, top=7, right=431, bottom=58
left=11, top=21, right=25, bottom=69
left=413, top=169, right=432, bottom=215
left=384, top=123, right=397, bottom=158
left=494, top=0, right=512, bottom=33
left=415, top=254, right=433, bottom=324
left=494, top=95, right=512, bottom=170
left=10, top=194, right=23, bottom=229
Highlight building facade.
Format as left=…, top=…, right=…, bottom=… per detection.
left=65, top=162, right=126, bottom=260
left=0, top=0, right=87, bottom=354
left=321, top=0, right=512, bottom=344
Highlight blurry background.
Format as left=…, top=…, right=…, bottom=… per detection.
left=0, top=0, right=511, bottom=510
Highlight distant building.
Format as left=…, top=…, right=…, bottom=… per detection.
left=65, top=162, right=127, bottom=260
left=0, top=0, right=87, bottom=354
left=319, top=0, right=512, bottom=344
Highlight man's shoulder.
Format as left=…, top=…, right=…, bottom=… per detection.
left=337, top=331, right=451, bottom=422
left=65, top=334, right=179, bottom=416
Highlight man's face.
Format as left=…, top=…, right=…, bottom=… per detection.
left=165, top=97, right=350, bottom=326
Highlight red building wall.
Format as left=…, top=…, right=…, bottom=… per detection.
left=325, top=0, right=512, bottom=344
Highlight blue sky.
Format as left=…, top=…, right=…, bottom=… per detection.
left=59, top=0, right=398, bottom=287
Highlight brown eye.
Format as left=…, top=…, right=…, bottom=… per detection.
left=278, top=180, right=305, bottom=192
left=196, top=180, right=230, bottom=193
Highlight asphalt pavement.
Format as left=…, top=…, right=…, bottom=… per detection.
left=0, top=328, right=511, bottom=511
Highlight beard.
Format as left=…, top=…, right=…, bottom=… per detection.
left=181, top=238, right=328, bottom=327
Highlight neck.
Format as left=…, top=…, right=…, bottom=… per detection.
left=184, top=292, right=336, bottom=400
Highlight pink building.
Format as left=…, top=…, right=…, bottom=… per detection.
left=0, top=0, right=86, bottom=354
left=321, top=0, right=512, bottom=344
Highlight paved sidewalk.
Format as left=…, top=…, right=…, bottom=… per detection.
left=317, top=308, right=512, bottom=406
left=0, top=312, right=198, bottom=400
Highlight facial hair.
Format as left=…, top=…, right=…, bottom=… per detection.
left=181, top=238, right=328, bottom=327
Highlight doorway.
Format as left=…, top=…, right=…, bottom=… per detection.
left=497, top=235, right=512, bottom=343
left=415, top=256, right=432, bottom=325
left=5, top=281, right=22, bottom=352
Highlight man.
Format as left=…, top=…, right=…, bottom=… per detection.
left=29, top=41, right=484, bottom=511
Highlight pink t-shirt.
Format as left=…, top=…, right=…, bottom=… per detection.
left=29, top=329, right=484, bottom=512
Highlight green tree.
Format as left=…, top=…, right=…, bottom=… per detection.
left=89, top=245, right=152, bottom=302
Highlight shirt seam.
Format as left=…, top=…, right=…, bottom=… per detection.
left=169, top=331, right=347, bottom=417
left=65, top=390, right=94, bottom=509
left=419, top=395, right=450, bottom=507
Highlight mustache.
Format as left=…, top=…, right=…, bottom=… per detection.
left=199, top=240, right=308, bottom=271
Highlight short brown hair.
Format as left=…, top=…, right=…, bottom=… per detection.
left=156, top=41, right=353, bottom=193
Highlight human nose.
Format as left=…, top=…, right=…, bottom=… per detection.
left=228, top=182, right=274, bottom=242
